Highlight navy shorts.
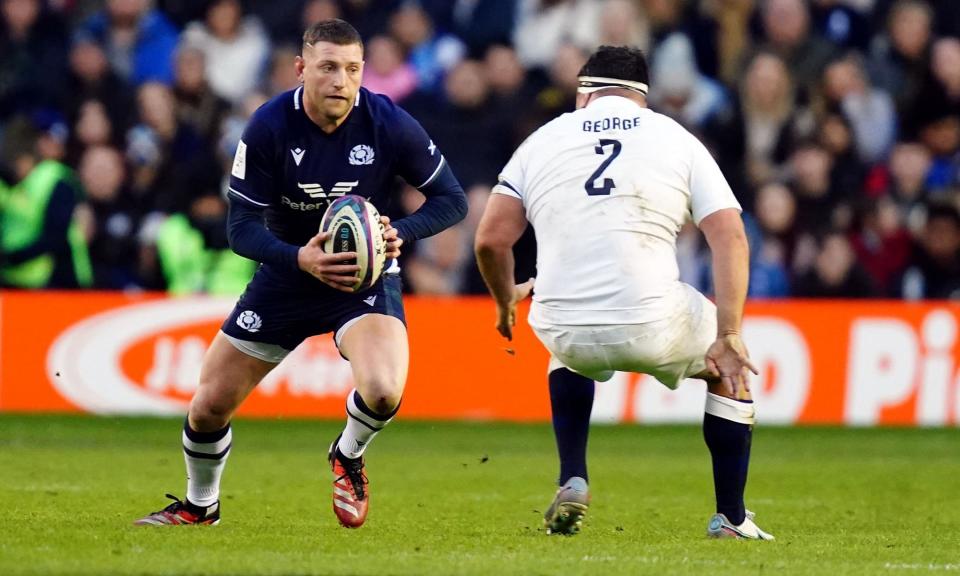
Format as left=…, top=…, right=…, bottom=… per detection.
left=221, top=271, right=405, bottom=357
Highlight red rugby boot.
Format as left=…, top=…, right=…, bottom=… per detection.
left=134, top=494, right=220, bottom=526
left=328, top=437, right=369, bottom=528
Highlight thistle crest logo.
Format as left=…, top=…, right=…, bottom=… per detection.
left=348, top=144, right=375, bottom=165
left=236, top=310, right=262, bottom=332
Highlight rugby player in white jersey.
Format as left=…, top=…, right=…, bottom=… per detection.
left=475, top=46, right=774, bottom=540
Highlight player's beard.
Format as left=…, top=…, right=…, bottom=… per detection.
left=313, top=92, right=354, bottom=126
left=324, top=97, right=351, bottom=120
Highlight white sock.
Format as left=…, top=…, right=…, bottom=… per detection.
left=182, top=422, right=232, bottom=507
left=337, top=390, right=398, bottom=460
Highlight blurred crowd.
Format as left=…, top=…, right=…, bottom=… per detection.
left=0, top=0, right=958, bottom=299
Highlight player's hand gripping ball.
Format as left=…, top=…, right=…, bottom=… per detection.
left=320, top=195, right=387, bottom=292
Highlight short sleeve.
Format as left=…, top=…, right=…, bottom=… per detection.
left=689, top=135, right=740, bottom=225
left=227, top=114, right=276, bottom=208
left=391, top=106, right=446, bottom=189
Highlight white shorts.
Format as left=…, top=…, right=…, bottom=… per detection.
left=530, top=284, right=717, bottom=389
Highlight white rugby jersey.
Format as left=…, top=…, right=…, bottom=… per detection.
left=493, top=95, right=740, bottom=326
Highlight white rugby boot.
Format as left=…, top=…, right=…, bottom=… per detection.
left=544, top=476, right=590, bottom=535
left=706, top=509, right=775, bottom=540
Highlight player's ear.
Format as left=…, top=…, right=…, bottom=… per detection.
left=575, top=93, right=589, bottom=110
left=295, top=54, right=306, bottom=83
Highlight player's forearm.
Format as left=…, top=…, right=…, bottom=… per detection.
left=709, top=227, right=750, bottom=335
left=475, top=245, right=516, bottom=306
left=392, top=191, right=467, bottom=241
left=392, top=165, right=467, bottom=241
left=227, top=200, right=300, bottom=271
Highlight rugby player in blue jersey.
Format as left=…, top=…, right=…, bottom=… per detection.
left=135, top=19, right=466, bottom=528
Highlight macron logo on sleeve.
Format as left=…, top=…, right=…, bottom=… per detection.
left=232, top=140, right=247, bottom=179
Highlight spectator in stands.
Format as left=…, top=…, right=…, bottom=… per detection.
left=0, top=0, right=69, bottom=121
left=917, top=108, right=960, bottom=191
left=753, top=181, right=800, bottom=271
left=793, top=229, right=877, bottom=297
left=514, top=0, right=601, bottom=70
left=850, top=197, right=912, bottom=294
left=0, top=115, right=92, bottom=289
left=648, top=32, right=728, bottom=129
left=69, top=99, right=117, bottom=165
left=77, top=0, right=179, bottom=86
left=704, top=51, right=798, bottom=199
left=788, top=140, right=846, bottom=230
left=821, top=53, right=896, bottom=163
left=76, top=145, right=141, bottom=289
left=448, top=0, right=518, bottom=57
left=362, top=35, right=419, bottom=103
left=182, top=0, right=271, bottom=105
left=172, top=44, right=231, bottom=143
left=899, top=202, right=960, bottom=299
left=884, top=142, right=933, bottom=229
left=816, top=112, right=866, bottom=203
left=60, top=37, right=134, bottom=141
left=125, top=82, right=220, bottom=217
left=484, top=44, right=528, bottom=104
left=868, top=0, right=934, bottom=137
left=389, top=3, right=465, bottom=94
left=745, top=226, right=792, bottom=298
left=700, top=0, right=754, bottom=86
left=70, top=99, right=119, bottom=152
left=756, top=0, right=838, bottom=90
left=154, top=194, right=256, bottom=296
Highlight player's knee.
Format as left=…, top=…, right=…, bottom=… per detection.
left=358, top=376, right=403, bottom=415
left=189, top=395, right=234, bottom=431
left=368, top=390, right=402, bottom=415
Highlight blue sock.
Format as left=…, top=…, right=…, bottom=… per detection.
left=702, top=394, right=754, bottom=526
left=549, top=368, right=594, bottom=485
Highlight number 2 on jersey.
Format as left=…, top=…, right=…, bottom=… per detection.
left=584, top=139, right=622, bottom=196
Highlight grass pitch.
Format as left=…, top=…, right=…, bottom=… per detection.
left=0, top=415, right=957, bottom=575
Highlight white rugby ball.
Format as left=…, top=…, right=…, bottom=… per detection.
left=320, top=195, right=387, bottom=292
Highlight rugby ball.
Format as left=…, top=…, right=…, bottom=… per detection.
left=320, top=195, right=387, bottom=292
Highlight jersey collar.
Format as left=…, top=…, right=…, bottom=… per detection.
left=293, top=85, right=303, bottom=111
left=586, top=94, right=647, bottom=112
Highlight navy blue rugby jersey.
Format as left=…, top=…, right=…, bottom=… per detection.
left=227, top=86, right=446, bottom=249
